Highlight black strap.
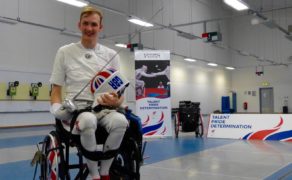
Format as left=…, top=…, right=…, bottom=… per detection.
left=80, top=145, right=119, bottom=161
left=92, top=105, right=116, bottom=112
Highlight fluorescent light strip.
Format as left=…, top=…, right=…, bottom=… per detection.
left=115, top=43, right=127, bottom=48
left=226, top=66, right=235, bottom=70
left=207, top=63, right=218, bottom=67
left=128, top=17, right=153, bottom=27
left=56, top=0, right=88, bottom=7
left=184, top=58, right=196, bottom=62
left=223, top=0, right=249, bottom=11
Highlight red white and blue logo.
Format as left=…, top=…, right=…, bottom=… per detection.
left=242, top=117, right=292, bottom=141
left=142, top=111, right=166, bottom=136
left=90, top=68, right=116, bottom=94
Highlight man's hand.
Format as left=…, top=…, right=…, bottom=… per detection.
left=63, top=99, right=77, bottom=112
left=50, top=103, right=73, bottom=120
left=97, top=92, right=124, bottom=107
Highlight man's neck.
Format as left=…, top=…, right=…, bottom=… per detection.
left=81, top=39, right=97, bottom=49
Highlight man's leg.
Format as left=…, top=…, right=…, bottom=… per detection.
left=72, top=112, right=100, bottom=179
left=99, top=111, right=128, bottom=176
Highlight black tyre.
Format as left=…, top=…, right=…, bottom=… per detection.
left=40, top=131, right=65, bottom=180
left=174, top=113, right=179, bottom=138
left=110, top=139, right=141, bottom=180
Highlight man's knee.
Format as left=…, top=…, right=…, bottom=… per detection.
left=114, top=113, right=128, bottom=129
left=76, top=112, right=97, bottom=131
left=107, top=112, right=128, bottom=132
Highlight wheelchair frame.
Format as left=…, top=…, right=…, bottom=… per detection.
left=172, top=108, right=204, bottom=138
left=37, top=109, right=143, bottom=180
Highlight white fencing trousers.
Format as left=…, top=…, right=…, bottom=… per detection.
left=99, top=111, right=128, bottom=175
left=72, top=111, right=128, bottom=177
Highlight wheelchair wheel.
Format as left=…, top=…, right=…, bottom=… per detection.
left=174, top=113, right=179, bottom=138
left=110, top=139, right=141, bottom=180
left=40, top=131, right=65, bottom=180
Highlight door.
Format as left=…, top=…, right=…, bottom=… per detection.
left=259, top=88, right=274, bottom=113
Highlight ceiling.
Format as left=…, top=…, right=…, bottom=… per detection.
left=87, top=0, right=292, bottom=67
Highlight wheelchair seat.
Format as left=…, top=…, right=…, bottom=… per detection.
left=37, top=108, right=143, bottom=180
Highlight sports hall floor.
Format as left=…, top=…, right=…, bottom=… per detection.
left=1, top=124, right=292, bottom=180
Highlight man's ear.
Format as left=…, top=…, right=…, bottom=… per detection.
left=78, top=21, right=81, bottom=30
left=99, top=24, right=103, bottom=31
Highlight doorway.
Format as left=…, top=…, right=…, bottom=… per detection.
left=259, top=87, right=274, bottom=113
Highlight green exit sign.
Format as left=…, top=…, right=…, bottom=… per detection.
left=262, top=82, right=270, bottom=86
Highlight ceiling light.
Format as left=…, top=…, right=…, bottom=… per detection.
left=184, top=58, right=196, bottom=62
left=56, top=0, right=88, bottom=7
left=207, top=63, right=218, bottom=67
left=251, top=17, right=262, bottom=25
left=0, top=17, right=18, bottom=25
left=223, top=0, right=249, bottom=11
left=115, top=43, right=127, bottom=48
left=128, top=16, right=153, bottom=27
left=226, top=66, right=235, bottom=70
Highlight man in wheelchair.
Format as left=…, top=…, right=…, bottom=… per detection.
left=46, top=5, right=142, bottom=180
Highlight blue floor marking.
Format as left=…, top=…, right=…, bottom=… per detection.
left=0, top=155, right=79, bottom=180
left=0, top=126, right=53, bottom=133
left=0, top=160, right=37, bottom=180
left=264, top=163, right=292, bottom=180
left=144, top=137, right=236, bottom=164
left=0, top=135, right=236, bottom=179
left=0, top=136, right=44, bottom=148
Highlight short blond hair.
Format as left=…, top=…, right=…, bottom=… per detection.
left=80, top=6, right=103, bottom=24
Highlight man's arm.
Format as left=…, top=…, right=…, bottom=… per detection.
left=140, top=71, right=157, bottom=78
left=50, top=84, right=72, bottom=120
left=51, top=84, right=62, bottom=105
left=152, top=66, right=169, bottom=76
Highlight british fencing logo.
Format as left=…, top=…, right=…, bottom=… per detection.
left=85, top=53, right=92, bottom=59
left=90, top=68, right=116, bottom=93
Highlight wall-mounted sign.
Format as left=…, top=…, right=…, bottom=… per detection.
left=262, top=81, right=270, bottom=86
left=207, top=114, right=292, bottom=141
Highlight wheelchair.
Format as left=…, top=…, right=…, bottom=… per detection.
left=36, top=107, right=144, bottom=180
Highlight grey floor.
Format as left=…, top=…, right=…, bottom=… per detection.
left=141, top=134, right=292, bottom=180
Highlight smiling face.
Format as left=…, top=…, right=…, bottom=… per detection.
left=78, top=12, right=103, bottom=48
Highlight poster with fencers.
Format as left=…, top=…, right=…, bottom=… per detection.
left=135, top=50, right=172, bottom=137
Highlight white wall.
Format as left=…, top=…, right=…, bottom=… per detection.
left=170, top=56, right=232, bottom=113
left=0, top=0, right=81, bottom=126
left=229, top=8, right=292, bottom=113
left=0, top=0, right=233, bottom=127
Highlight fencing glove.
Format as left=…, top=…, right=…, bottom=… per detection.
left=50, top=103, right=73, bottom=120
